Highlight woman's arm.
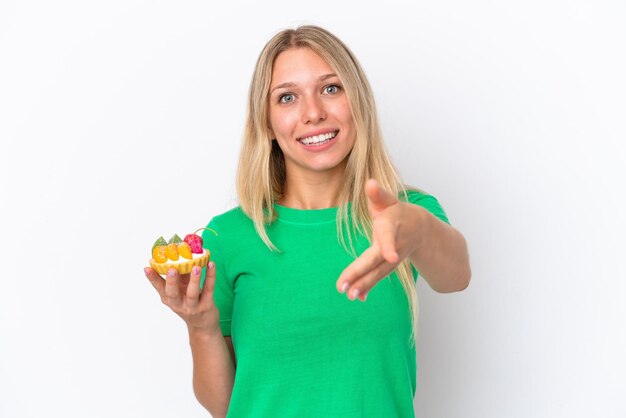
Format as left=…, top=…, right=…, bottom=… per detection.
left=406, top=203, right=471, bottom=293
left=145, top=263, right=235, bottom=417
left=337, top=179, right=471, bottom=300
left=188, top=329, right=235, bottom=417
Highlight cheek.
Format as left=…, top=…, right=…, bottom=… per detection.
left=269, top=109, right=298, bottom=138
left=329, top=101, right=353, bottom=126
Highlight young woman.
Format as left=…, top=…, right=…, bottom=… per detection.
left=145, top=25, right=470, bottom=418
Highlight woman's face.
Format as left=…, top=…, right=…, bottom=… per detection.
left=268, top=47, right=356, bottom=180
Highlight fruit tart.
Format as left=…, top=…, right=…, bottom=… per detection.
left=149, top=229, right=213, bottom=275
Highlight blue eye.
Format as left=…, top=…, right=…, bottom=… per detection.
left=279, top=93, right=295, bottom=103
left=325, top=85, right=340, bottom=94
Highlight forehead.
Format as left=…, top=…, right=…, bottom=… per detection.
left=270, top=47, right=335, bottom=85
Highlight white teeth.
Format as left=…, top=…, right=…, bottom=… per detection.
left=299, top=131, right=337, bottom=145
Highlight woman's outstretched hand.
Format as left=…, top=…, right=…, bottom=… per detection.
left=336, top=179, right=423, bottom=302
left=145, top=263, right=222, bottom=336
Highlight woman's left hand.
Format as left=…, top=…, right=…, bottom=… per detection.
left=336, top=179, right=423, bottom=302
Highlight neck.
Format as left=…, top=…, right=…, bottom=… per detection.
left=279, top=169, right=346, bottom=210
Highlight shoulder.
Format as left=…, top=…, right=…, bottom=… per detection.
left=207, top=206, right=250, bottom=228
left=401, top=186, right=450, bottom=224
left=202, top=205, right=262, bottom=249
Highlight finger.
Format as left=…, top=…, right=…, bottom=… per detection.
left=185, top=266, right=203, bottom=308
left=347, top=261, right=397, bottom=302
left=337, top=245, right=384, bottom=293
left=374, top=218, right=400, bottom=264
left=345, top=257, right=387, bottom=300
left=199, top=261, right=216, bottom=305
left=365, top=178, right=399, bottom=214
left=177, top=272, right=191, bottom=288
left=144, top=267, right=166, bottom=297
left=164, top=268, right=183, bottom=306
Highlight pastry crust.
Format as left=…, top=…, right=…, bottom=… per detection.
left=149, top=249, right=210, bottom=275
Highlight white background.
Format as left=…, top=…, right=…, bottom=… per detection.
left=1, top=1, right=624, bottom=417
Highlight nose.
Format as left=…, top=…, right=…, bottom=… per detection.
left=301, top=95, right=327, bottom=124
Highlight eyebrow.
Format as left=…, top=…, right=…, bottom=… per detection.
left=270, top=73, right=339, bottom=94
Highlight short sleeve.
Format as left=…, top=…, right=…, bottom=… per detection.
left=200, top=217, right=234, bottom=337
left=405, top=189, right=450, bottom=225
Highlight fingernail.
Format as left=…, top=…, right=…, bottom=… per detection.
left=168, top=269, right=176, bottom=278
left=208, top=262, right=214, bottom=270
left=143, top=268, right=150, bottom=277
left=350, top=289, right=360, bottom=300
left=340, top=282, right=349, bottom=294
left=192, top=266, right=200, bottom=275
left=361, top=292, right=368, bottom=302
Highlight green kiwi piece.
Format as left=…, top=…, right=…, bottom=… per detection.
left=152, top=236, right=167, bottom=250
left=168, top=234, right=183, bottom=244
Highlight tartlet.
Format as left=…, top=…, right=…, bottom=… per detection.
left=149, top=229, right=213, bottom=275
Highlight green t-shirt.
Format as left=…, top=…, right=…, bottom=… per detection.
left=201, top=190, right=449, bottom=417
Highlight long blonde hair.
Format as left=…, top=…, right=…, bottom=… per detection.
left=236, top=25, right=419, bottom=345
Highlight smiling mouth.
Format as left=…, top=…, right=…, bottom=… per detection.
left=297, top=131, right=339, bottom=146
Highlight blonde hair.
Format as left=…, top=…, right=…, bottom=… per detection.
left=236, top=25, right=419, bottom=345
